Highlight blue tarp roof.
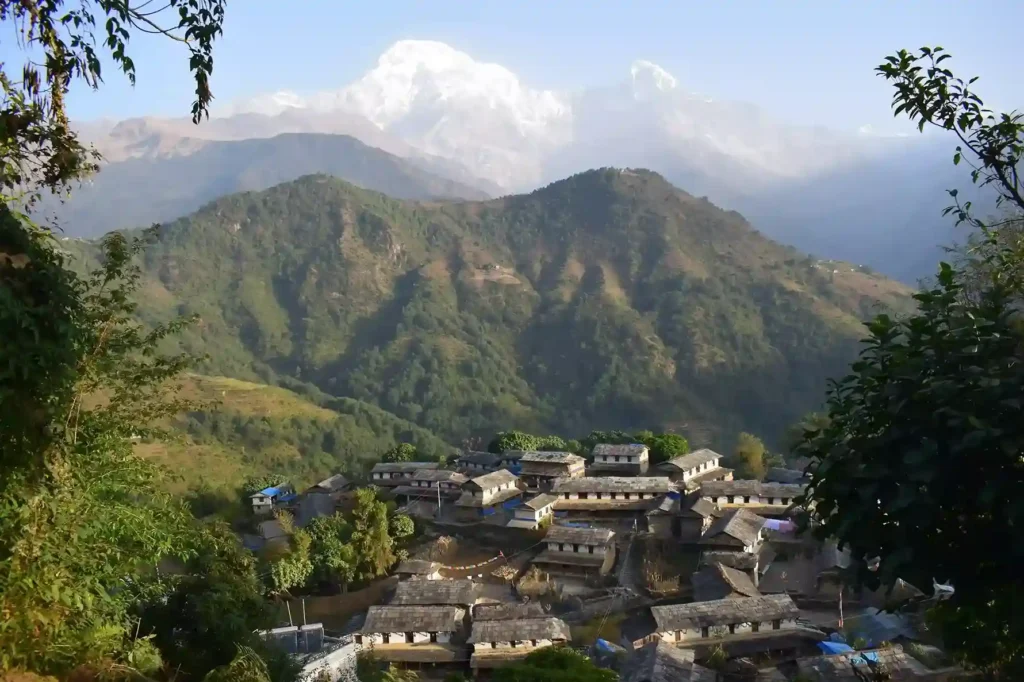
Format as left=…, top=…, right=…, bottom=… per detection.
left=818, top=641, right=854, bottom=655
left=595, top=639, right=615, bottom=652
left=254, top=486, right=281, bottom=497
left=277, top=493, right=297, bottom=503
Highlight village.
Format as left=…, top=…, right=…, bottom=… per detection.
left=246, top=444, right=966, bottom=682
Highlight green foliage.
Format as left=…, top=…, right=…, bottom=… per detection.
left=383, top=442, right=418, bottom=462
left=348, top=488, right=398, bottom=582
left=243, top=474, right=288, bottom=496
left=203, top=646, right=272, bottom=682
left=491, top=646, right=617, bottom=682
left=389, top=513, right=415, bottom=539
left=734, top=432, right=767, bottom=480
left=73, top=169, right=911, bottom=449
left=357, top=652, right=419, bottom=682
left=268, top=528, right=314, bottom=594
left=489, top=430, right=542, bottom=453
left=635, top=432, right=689, bottom=465
left=305, top=514, right=358, bottom=588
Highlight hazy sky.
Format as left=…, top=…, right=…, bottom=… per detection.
left=30, top=0, right=1022, bottom=132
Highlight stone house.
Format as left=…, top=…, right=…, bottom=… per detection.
left=249, top=484, right=295, bottom=515
left=369, top=462, right=441, bottom=488
left=394, top=469, right=469, bottom=505
left=589, top=443, right=650, bottom=475
left=390, top=578, right=477, bottom=608
left=621, top=641, right=717, bottom=682
left=514, top=451, right=586, bottom=492
left=454, top=470, right=524, bottom=521
left=355, top=605, right=466, bottom=665
left=552, top=477, right=672, bottom=521
left=700, top=508, right=768, bottom=554
left=531, top=525, right=616, bottom=576
left=622, top=594, right=801, bottom=649
left=468, top=617, right=571, bottom=670
left=691, top=562, right=762, bottom=602
left=394, top=559, right=443, bottom=581
left=455, top=450, right=502, bottom=475
left=507, top=493, right=558, bottom=529
left=657, top=449, right=733, bottom=489
left=647, top=495, right=723, bottom=542
left=700, top=480, right=807, bottom=516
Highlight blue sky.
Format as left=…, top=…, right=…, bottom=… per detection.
left=45, top=0, right=1022, bottom=132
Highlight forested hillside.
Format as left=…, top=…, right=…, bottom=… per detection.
left=73, top=169, right=910, bottom=446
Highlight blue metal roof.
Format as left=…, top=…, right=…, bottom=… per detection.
left=258, top=486, right=282, bottom=497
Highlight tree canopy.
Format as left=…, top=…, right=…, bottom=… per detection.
left=491, top=647, right=617, bottom=682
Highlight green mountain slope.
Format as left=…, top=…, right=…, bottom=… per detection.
left=50, top=133, right=489, bottom=238
left=86, top=169, right=910, bottom=446
left=142, top=374, right=451, bottom=497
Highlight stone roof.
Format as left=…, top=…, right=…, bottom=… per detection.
left=692, top=562, right=761, bottom=601
left=646, top=494, right=679, bottom=516
left=471, top=602, right=548, bottom=621
left=685, top=498, right=724, bottom=518
left=699, top=551, right=759, bottom=571
left=701, top=480, right=807, bottom=499
left=552, top=476, right=671, bottom=494
left=468, top=617, right=571, bottom=643
left=361, top=605, right=463, bottom=634
left=407, top=469, right=468, bottom=484
left=622, top=641, right=718, bottom=682
left=592, top=443, right=649, bottom=458
left=764, top=467, right=809, bottom=484
left=457, top=450, right=502, bottom=466
left=790, top=644, right=932, bottom=681
left=651, top=594, right=799, bottom=631
left=371, top=462, right=440, bottom=474
left=465, top=469, right=519, bottom=491
left=310, top=473, right=349, bottom=493
left=545, top=525, right=615, bottom=546
left=662, top=448, right=722, bottom=471
left=394, top=559, right=442, bottom=576
left=456, top=486, right=523, bottom=508
left=391, top=579, right=476, bottom=606
left=516, top=451, right=585, bottom=465
left=701, top=508, right=768, bottom=547
left=521, top=493, right=559, bottom=510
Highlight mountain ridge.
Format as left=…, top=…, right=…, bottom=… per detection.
left=73, top=168, right=911, bottom=448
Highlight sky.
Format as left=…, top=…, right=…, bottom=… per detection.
left=12, top=0, right=1020, bottom=133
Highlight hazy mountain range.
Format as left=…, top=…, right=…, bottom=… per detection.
left=65, top=39, right=990, bottom=282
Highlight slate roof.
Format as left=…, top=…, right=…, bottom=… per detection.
left=700, top=480, right=807, bottom=499
left=391, top=579, right=476, bottom=606
left=701, top=508, right=768, bottom=547
left=592, top=443, right=649, bottom=458
left=457, top=451, right=502, bottom=466
left=456, top=486, right=523, bottom=508
left=685, top=497, right=724, bottom=518
left=545, top=525, right=615, bottom=546
left=791, top=644, right=931, bottom=681
left=764, top=467, right=809, bottom=484
left=622, top=641, right=718, bottom=682
left=646, top=494, right=679, bottom=516
left=468, top=617, right=571, bottom=643
left=394, top=559, right=442, bottom=576
left=651, top=594, right=799, bottom=631
left=517, top=451, right=585, bottom=465
left=410, top=469, right=469, bottom=484
left=521, top=493, right=559, bottom=510
left=465, top=469, right=519, bottom=491
left=371, top=462, right=440, bottom=474
left=662, top=449, right=722, bottom=471
left=361, top=605, right=463, bottom=634
left=551, top=477, right=671, bottom=494
left=699, top=551, right=759, bottom=571
left=692, top=562, right=762, bottom=601
left=310, top=473, right=349, bottom=493
left=471, top=602, right=548, bottom=621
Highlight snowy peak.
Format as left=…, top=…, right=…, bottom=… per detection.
left=630, top=59, right=678, bottom=96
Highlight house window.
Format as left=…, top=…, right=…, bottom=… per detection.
left=430, top=633, right=437, bottom=643
left=624, top=493, right=632, bottom=500
left=580, top=493, right=588, bottom=500
left=405, top=632, right=414, bottom=643
left=611, top=493, right=617, bottom=500
left=752, top=622, right=760, bottom=633
left=573, top=544, right=580, bottom=552
left=744, top=496, right=751, bottom=503
left=728, top=624, right=735, bottom=634
left=491, top=642, right=497, bottom=649
left=564, top=493, right=570, bottom=500
left=701, top=627, right=709, bottom=638
left=772, top=620, right=781, bottom=630
left=614, top=456, right=621, bottom=462
left=674, top=631, right=681, bottom=642
left=355, top=635, right=363, bottom=645
left=588, top=545, right=594, bottom=554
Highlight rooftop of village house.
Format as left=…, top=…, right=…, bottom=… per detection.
left=685, top=497, right=725, bottom=518
left=763, top=643, right=940, bottom=681
left=701, top=508, right=768, bottom=546
left=651, top=593, right=799, bottom=631
left=699, top=550, right=760, bottom=571
left=764, top=467, right=810, bottom=484
left=660, top=448, right=723, bottom=471
left=370, top=461, right=441, bottom=474
left=514, top=450, right=586, bottom=465
left=464, top=469, right=519, bottom=490
left=394, top=559, right=442, bottom=576
left=591, top=443, right=649, bottom=457
left=544, top=525, right=615, bottom=545
left=468, top=617, right=571, bottom=643
left=520, top=493, right=559, bottom=510
left=692, top=561, right=762, bottom=601
left=471, top=602, right=548, bottom=621
left=360, top=605, right=464, bottom=634
left=390, top=578, right=477, bottom=606
left=308, top=473, right=349, bottom=493
left=701, top=480, right=807, bottom=499
left=457, top=450, right=502, bottom=465
left=408, top=469, right=470, bottom=484
left=551, top=476, right=672, bottom=494
left=621, top=641, right=718, bottom=682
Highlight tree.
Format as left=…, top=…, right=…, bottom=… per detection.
left=491, top=646, right=617, bottom=682
left=734, top=432, right=767, bottom=480
left=306, top=513, right=358, bottom=589
left=389, top=513, right=415, bottom=539
left=382, top=442, right=418, bottom=462
left=349, top=488, right=397, bottom=581
left=488, top=430, right=540, bottom=453
left=0, top=0, right=228, bottom=675
left=796, top=48, right=1024, bottom=678
left=637, top=432, right=689, bottom=465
